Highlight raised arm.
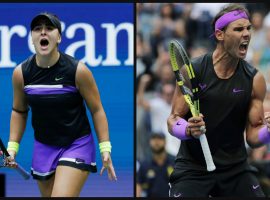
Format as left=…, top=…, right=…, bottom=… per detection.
left=167, top=82, right=205, bottom=139
left=167, top=82, right=189, bottom=133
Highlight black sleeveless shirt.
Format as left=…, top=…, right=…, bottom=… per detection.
left=21, top=52, right=91, bottom=147
left=175, top=52, right=257, bottom=171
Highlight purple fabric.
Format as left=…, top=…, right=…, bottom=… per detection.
left=258, top=126, right=270, bottom=144
left=215, top=10, right=248, bottom=31
left=24, top=85, right=77, bottom=95
left=31, top=134, right=96, bottom=176
left=172, top=118, right=191, bottom=140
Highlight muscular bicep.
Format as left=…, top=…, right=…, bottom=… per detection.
left=167, top=82, right=189, bottom=133
left=12, top=65, right=28, bottom=111
left=246, top=71, right=266, bottom=145
left=248, top=98, right=264, bottom=128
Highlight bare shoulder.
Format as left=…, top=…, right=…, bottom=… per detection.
left=12, top=64, right=24, bottom=86
left=13, top=64, right=22, bottom=76
left=76, top=61, right=93, bottom=77
left=75, top=61, right=95, bottom=89
left=252, top=71, right=266, bottom=101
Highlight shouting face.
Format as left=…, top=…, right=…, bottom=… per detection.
left=31, top=18, right=61, bottom=56
left=222, top=18, right=252, bottom=59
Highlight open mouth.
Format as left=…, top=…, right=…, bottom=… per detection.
left=40, top=38, right=49, bottom=47
left=239, top=41, right=248, bottom=52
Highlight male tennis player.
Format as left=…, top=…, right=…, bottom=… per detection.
left=167, top=4, right=268, bottom=197
left=4, top=12, right=116, bottom=197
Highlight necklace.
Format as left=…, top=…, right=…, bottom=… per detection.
left=213, top=52, right=227, bottom=66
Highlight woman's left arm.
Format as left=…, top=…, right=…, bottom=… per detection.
left=76, top=62, right=117, bottom=181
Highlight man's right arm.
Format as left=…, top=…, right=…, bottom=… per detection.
left=167, top=82, right=189, bottom=133
left=167, top=82, right=205, bottom=139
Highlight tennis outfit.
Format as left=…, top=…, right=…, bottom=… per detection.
left=21, top=52, right=97, bottom=180
left=169, top=52, right=265, bottom=197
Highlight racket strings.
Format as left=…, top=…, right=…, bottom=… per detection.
left=0, top=154, right=6, bottom=167
left=174, top=48, right=185, bottom=71
left=170, top=40, right=200, bottom=113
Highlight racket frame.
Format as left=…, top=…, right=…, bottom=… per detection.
left=0, top=139, right=30, bottom=180
left=169, top=39, right=216, bottom=171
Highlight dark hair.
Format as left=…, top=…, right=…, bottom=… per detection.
left=212, top=4, right=250, bottom=32
left=31, top=12, right=62, bottom=35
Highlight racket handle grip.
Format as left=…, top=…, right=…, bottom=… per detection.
left=199, top=134, right=216, bottom=172
left=16, top=164, right=30, bottom=180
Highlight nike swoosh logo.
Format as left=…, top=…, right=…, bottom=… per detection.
left=75, top=161, right=84, bottom=164
left=199, top=83, right=207, bottom=90
left=176, top=122, right=181, bottom=125
left=173, top=193, right=181, bottom=197
left=55, top=77, right=64, bottom=81
left=253, top=185, right=260, bottom=189
left=233, top=88, right=244, bottom=93
left=234, top=11, right=242, bottom=16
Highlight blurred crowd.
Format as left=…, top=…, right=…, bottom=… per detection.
left=136, top=3, right=270, bottom=197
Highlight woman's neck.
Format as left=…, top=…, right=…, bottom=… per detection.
left=36, top=50, right=60, bottom=68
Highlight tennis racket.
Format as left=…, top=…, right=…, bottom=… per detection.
left=0, top=138, right=30, bottom=179
left=169, top=39, right=216, bottom=171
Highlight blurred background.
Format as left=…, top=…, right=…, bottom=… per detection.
left=136, top=3, right=270, bottom=197
left=0, top=3, right=133, bottom=197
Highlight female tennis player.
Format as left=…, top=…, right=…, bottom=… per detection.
left=5, top=12, right=117, bottom=197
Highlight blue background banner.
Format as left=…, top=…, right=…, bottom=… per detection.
left=0, top=3, right=133, bottom=197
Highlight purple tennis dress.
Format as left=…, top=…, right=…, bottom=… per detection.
left=31, top=134, right=96, bottom=180
left=21, top=52, right=97, bottom=180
